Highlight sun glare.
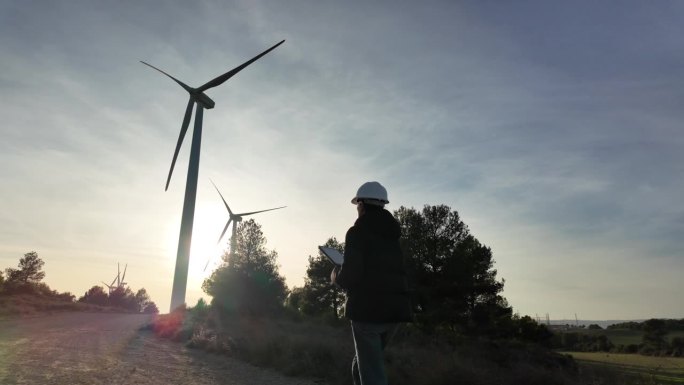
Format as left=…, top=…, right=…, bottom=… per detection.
left=164, top=204, right=229, bottom=284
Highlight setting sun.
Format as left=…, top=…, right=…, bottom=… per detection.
left=164, top=203, right=228, bottom=289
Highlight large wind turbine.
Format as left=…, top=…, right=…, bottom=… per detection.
left=141, top=40, right=285, bottom=311
left=209, top=180, right=285, bottom=267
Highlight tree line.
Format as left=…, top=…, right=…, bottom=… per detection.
left=608, top=319, right=684, bottom=331
left=551, top=318, right=684, bottom=357
left=1, top=251, right=158, bottom=314
left=78, top=285, right=158, bottom=313
left=202, top=204, right=552, bottom=344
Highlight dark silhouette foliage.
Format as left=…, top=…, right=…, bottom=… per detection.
left=293, top=237, right=345, bottom=318
left=1, top=251, right=75, bottom=301
left=641, top=318, right=668, bottom=354
left=203, top=219, right=287, bottom=316
left=77, top=285, right=158, bottom=313
left=143, top=302, right=159, bottom=314
left=671, top=336, right=684, bottom=357
left=551, top=318, right=684, bottom=356
left=109, top=286, right=137, bottom=309
left=0, top=252, right=79, bottom=308
left=552, top=331, right=614, bottom=352
left=394, top=205, right=511, bottom=335
left=134, top=288, right=153, bottom=312
left=4, top=251, right=46, bottom=293
left=607, top=321, right=642, bottom=330
left=79, top=285, right=109, bottom=306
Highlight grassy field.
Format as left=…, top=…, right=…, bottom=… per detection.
left=568, top=352, right=684, bottom=384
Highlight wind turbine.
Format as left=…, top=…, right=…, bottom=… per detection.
left=101, top=274, right=117, bottom=294
left=206, top=180, right=285, bottom=270
left=118, top=263, right=128, bottom=289
left=101, top=263, right=128, bottom=293
left=141, top=40, right=285, bottom=312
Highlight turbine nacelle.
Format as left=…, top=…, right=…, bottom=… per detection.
left=191, top=90, right=215, bottom=109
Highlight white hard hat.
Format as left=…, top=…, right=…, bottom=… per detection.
left=351, top=181, right=389, bottom=205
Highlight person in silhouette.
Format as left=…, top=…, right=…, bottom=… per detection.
left=331, top=181, right=412, bottom=385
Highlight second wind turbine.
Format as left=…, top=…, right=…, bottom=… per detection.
left=141, top=40, right=285, bottom=312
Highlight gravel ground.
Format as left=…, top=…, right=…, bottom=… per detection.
left=0, top=312, right=319, bottom=385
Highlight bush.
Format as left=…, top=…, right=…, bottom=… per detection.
left=78, top=285, right=158, bottom=313
left=671, top=337, right=684, bottom=357
left=203, top=220, right=288, bottom=318
left=641, top=319, right=668, bottom=355
left=148, top=304, right=582, bottom=385
left=205, top=267, right=287, bottom=317
left=143, top=302, right=159, bottom=314
left=551, top=332, right=614, bottom=352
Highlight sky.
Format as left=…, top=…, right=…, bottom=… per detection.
left=1, top=0, right=682, bottom=319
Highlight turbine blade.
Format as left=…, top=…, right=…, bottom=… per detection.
left=121, top=264, right=127, bottom=283
left=197, top=40, right=285, bottom=92
left=165, top=98, right=195, bottom=191
left=210, top=179, right=234, bottom=215
left=140, top=61, right=194, bottom=93
left=238, top=206, right=286, bottom=217
left=217, top=218, right=233, bottom=244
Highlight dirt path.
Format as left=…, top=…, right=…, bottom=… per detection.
left=0, top=312, right=319, bottom=385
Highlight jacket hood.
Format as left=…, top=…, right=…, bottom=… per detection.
left=355, top=208, right=401, bottom=239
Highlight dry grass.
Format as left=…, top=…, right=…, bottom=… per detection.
left=0, top=294, right=126, bottom=318
left=569, top=352, right=684, bottom=384
left=149, top=308, right=585, bottom=385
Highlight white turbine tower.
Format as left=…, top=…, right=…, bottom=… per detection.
left=141, top=40, right=285, bottom=311
left=118, top=263, right=128, bottom=289
left=206, top=180, right=285, bottom=270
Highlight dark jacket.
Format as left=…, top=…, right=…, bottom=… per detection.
left=334, top=207, right=412, bottom=323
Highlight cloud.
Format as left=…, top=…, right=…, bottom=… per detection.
left=1, top=0, right=682, bottom=316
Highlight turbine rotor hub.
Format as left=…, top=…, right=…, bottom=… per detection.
left=191, top=90, right=216, bottom=109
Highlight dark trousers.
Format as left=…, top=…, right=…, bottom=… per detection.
left=351, top=321, right=398, bottom=385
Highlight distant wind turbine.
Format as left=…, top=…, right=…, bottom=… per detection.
left=101, top=275, right=117, bottom=294
left=141, top=40, right=285, bottom=311
left=118, top=263, right=128, bottom=288
left=205, top=180, right=285, bottom=270
left=101, top=263, right=128, bottom=294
